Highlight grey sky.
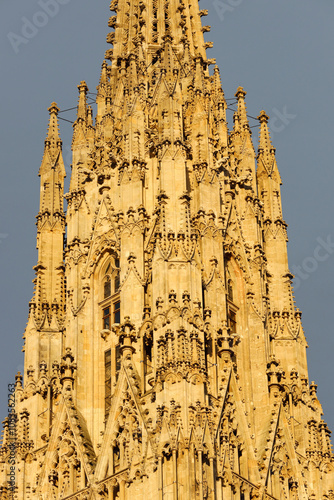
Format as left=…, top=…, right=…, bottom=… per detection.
left=1, top=0, right=334, bottom=433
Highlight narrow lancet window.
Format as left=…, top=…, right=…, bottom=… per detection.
left=227, top=280, right=233, bottom=301
left=144, top=339, right=153, bottom=375
left=101, top=257, right=121, bottom=331
left=114, top=301, right=120, bottom=324
left=114, top=273, right=120, bottom=293
left=104, top=278, right=111, bottom=299
left=103, top=307, right=111, bottom=330
left=228, top=310, right=237, bottom=334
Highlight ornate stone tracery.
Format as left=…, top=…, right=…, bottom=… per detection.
left=1, top=0, right=333, bottom=498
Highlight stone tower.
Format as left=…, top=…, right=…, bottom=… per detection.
left=0, top=0, right=333, bottom=498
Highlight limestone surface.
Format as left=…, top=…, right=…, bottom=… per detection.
left=0, top=0, right=333, bottom=498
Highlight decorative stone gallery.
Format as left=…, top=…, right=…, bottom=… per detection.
left=0, top=0, right=333, bottom=498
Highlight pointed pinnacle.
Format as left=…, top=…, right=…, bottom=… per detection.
left=45, top=102, right=61, bottom=150
left=48, top=102, right=59, bottom=115
left=87, top=106, right=93, bottom=127
left=99, top=61, right=108, bottom=85
left=128, top=53, right=138, bottom=90
left=77, top=81, right=88, bottom=121
left=213, top=66, right=222, bottom=91
left=138, top=42, right=145, bottom=65
left=39, top=102, right=65, bottom=180
left=258, top=110, right=275, bottom=155
left=194, top=57, right=203, bottom=92
left=183, top=40, right=192, bottom=68
left=235, top=87, right=249, bottom=129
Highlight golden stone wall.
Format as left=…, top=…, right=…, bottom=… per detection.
left=0, top=0, right=333, bottom=498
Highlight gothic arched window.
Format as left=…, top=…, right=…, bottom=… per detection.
left=100, top=256, right=121, bottom=330
left=228, top=310, right=237, bottom=334
left=144, top=337, right=153, bottom=375
left=104, top=277, right=111, bottom=299
left=114, top=273, right=120, bottom=293
left=227, top=279, right=233, bottom=301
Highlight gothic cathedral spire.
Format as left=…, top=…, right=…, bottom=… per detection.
left=32, top=102, right=66, bottom=328
left=0, top=1, right=333, bottom=499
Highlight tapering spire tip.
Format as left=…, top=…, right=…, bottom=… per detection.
left=78, top=81, right=88, bottom=93
left=258, top=110, right=269, bottom=124
left=48, top=102, right=59, bottom=115
left=46, top=102, right=61, bottom=143
left=235, top=87, right=246, bottom=99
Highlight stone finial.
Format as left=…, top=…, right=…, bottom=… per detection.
left=233, top=86, right=250, bottom=132
left=40, top=361, right=48, bottom=377
left=44, top=102, right=61, bottom=151
left=288, top=477, right=298, bottom=492
left=310, top=381, right=318, bottom=398
left=156, top=297, right=164, bottom=311
left=48, top=469, right=58, bottom=486
left=217, top=321, right=234, bottom=361
left=267, top=355, right=284, bottom=402
left=27, top=366, right=35, bottom=380
left=52, top=361, right=60, bottom=377
left=182, top=291, right=190, bottom=306
left=290, top=368, right=298, bottom=382
left=168, top=290, right=177, bottom=304
left=143, top=305, right=151, bottom=320
left=60, top=348, right=77, bottom=391
left=258, top=110, right=275, bottom=156
left=118, top=317, right=137, bottom=358
left=258, top=109, right=269, bottom=124
left=77, top=80, right=89, bottom=121
left=48, top=102, right=59, bottom=116
left=15, top=372, right=23, bottom=389
left=204, top=307, right=212, bottom=321
left=235, top=86, right=247, bottom=100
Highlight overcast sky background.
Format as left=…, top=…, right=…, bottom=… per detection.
left=1, top=0, right=334, bottom=433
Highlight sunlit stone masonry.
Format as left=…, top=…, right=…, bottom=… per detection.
left=0, top=0, right=333, bottom=498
